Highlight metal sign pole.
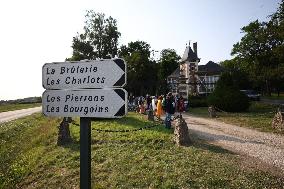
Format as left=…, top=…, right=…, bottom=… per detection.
left=80, top=117, right=91, bottom=189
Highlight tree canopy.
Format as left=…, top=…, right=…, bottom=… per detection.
left=157, top=49, right=180, bottom=94
left=119, top=41, right=157, bottom=96
left=207, top=72, right=249, bottom=112
left=67, top=10, right=121, bottom=61
left=231, top=0, right=284, bottom=95
left=219, top=58, right=252, bottom=90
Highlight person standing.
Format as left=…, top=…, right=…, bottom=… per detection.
left=178, top=96, right=185, bottom=112
left=129, top=95, right=134, bottom=105
left=146, top=94, right=151, bottom=110
left=162, top=95, right=166, bottom=110
left=138, top=96, right=145, bottom=114
left=165, top=92, right=175, bottom=129
left=156, top=96, right=163, bottom=119
left=151, top=96, right=157, bottom=112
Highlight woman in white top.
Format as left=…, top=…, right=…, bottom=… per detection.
left=151, top=96, right=157, bottom=112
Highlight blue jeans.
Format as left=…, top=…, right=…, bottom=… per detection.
left=165, top=112, right=172, bottom=129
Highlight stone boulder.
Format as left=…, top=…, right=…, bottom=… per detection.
left=208, top=106, right=217, bottom=118
left=174, top=116, right=191, bottom=146
left=57, top=117, right=72, bottom=145
left=272, top=107, right=284, bottom=131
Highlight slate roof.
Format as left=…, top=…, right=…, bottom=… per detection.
left=167, top=67, right=180, bottom=78
left=181, top=45, right=200, bottom=62
left=167, top=61, right=223, bottom=79
left=198, top=61, right=223, bottom=74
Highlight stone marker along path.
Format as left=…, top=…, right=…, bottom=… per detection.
left=0, top=107, right=42, bottom=123
left=182, top=113, right=284, bottom=173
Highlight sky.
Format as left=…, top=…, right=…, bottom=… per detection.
left=0, top=0, right=281, bottom=100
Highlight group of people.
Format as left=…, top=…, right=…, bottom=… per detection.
left=128, top=93, right=187, bottom=129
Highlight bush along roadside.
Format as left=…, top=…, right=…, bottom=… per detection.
left=188, top=95, right=208, bottom=108
left=207, top=72, right=249, bottom=112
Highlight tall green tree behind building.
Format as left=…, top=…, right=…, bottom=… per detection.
left=119, top=41, right=158, bottom=96
left=157, top=49, right=180, bottom=94
left=231, top=0, right=284, bottom=95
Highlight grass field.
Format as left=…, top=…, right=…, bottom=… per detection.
left=0, top=103, right=41, bottom=113
left=0, top=112, right=283, bottom=188
left=189, top=102, right=283, bottom=134
left=263, top=93, right=284, bottom=100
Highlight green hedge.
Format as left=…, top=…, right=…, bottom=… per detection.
left=207, top=73, right=249, bottom=112
left=188, top=96, right=208, bottom=108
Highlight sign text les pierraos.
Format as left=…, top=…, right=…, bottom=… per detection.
left=43, top=89, right=127, bottom=118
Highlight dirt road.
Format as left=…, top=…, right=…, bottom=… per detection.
left=0, top=107, right=42, bottom=123
left=182, top=113, right=284, bottom=173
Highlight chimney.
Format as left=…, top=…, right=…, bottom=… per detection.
left=193, top=42, right=197, bottom=57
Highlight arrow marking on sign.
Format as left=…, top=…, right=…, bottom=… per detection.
left=114, top=89, right=126, bottom=116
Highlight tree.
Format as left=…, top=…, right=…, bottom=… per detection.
left=62, top=11, right=120, bottom=143
left=231, top=20, right=271, bottom=93
left=269, top=0, right=284, bottom=96
left=157, top=49, right=180, bottom=94
left=67, top=10, right=121, bottom=61
left=119, top=41, right=157, bottom=96
left=231, top=1, right=284, bottom=96
left=220, top=59, right=252, bottom=90
left=207, top=72, right=249, bottom=112
left=119, top=41, right=151, bottom=58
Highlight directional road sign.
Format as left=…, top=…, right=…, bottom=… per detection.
left=42, top=58, right=126, bottom=89
left=42, top=89, right=127, bottom=118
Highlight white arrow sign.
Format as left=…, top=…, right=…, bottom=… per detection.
left=42, top=89, right=127, bottom=118
left=42, top=59, right=126, bottom=89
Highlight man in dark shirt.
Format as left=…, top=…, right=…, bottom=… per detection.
left=165, top=92, right=175, bottom=129
left=146, top=94, right=151, bottom=110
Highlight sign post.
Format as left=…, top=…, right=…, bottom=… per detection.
left=80, top=117, right=91, bottom=189
left=42, top=58, right=127, bottom=189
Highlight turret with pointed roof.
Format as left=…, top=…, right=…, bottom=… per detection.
left=181, top=42, right=200, bottom=63
left=167, top=41, right=223, bottom=98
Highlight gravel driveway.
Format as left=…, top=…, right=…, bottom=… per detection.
left=181, top=113, right=284, bottom=173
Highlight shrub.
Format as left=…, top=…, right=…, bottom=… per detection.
left=188, top=96, right=208, bottom=107
left=207, top=73, right=249, bottom=112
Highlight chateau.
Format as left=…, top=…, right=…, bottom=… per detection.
left=167, top=42, right=223, bottom=98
